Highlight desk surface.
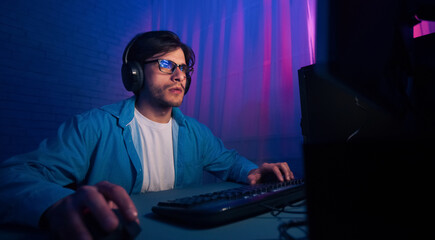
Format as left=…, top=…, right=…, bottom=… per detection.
left=0, top=182, right=307, bottom=240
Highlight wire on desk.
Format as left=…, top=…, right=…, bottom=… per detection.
left=289, top=200, right=306, bottom=208
left=259, top=203, right=307, bottom=216
left=278, top=220, right=308, bottom=240
left=259, top=200, right=308, bottom=239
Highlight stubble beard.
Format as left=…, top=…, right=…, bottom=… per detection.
left=146, top=83, right=184, bottom=108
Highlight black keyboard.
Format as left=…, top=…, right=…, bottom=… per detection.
left=151, top=179, right=305, bottom=227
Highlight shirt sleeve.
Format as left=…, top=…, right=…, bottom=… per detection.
left=0, top=113, right=95, bottom=228
left=197, top=122, right=258, bottom=183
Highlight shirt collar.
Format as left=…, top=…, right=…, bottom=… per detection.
left=100, top=96, right=187, bottom=128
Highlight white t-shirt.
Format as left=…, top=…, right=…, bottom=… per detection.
left=129, top=108, right=175, bottom=192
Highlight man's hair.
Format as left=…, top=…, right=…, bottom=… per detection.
left=125, top=31, right=195, bottom=69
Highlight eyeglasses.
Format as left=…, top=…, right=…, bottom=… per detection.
left=143, top=59, right=193, bottom=75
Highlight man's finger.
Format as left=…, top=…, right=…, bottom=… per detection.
left=271, top=165, right=284, bottom=182
left=65, top=206, right=93, bottom=240
left=76, top=185, right=119, bottom=232
left=50, top=197, right=93, bottom=240
left=247, top=170, right=261, bottom=185
left=95, top=181, right=138, bottom=222
left=279, top=162, right=292, bottom=181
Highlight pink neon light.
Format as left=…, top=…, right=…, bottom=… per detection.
left=306, top=0, right=316, bottom=64
left=278, top=0, right=293, bottom=137
left=413, top=20, right=435, bottom=38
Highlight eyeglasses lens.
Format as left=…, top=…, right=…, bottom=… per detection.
left=158, top=60, right=174, bottom=74
left=158, top=60, right=190, bottom=74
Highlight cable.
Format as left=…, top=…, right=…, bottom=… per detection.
left=346, top=96, right=368, bottom=142
left=259, top=202, right=308, bottom=239
left=259, top=203, right=307, bottom=216
left=289, top=200, right=306, bottom=208
left=278, top=219, right=308, bottom=240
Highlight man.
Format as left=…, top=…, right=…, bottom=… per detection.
left=0, top=31, right=294, bottom=239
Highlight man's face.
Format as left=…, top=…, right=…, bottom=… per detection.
left=141, top=48, right=187, bottom=108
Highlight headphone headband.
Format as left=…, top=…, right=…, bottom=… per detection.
left=123, top=34, right=143, bottom=65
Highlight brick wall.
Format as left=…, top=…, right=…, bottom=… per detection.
left=0, top=0, right=153, bottom=160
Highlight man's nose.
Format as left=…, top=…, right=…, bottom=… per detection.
left=172, top=67, right=186, bottom=82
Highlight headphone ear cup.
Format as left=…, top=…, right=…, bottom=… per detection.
left=121, top=61, right=144, bottom=93
left=184, top=75, right=191, bottom=95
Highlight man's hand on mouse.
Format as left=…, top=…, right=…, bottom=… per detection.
left=41, top=181, right=139, bottom=240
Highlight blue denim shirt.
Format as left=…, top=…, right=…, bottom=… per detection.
left=0, top=97, right=258, bottom=227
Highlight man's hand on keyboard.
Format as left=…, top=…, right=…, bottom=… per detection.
left=247, top=162, right=294, bottom=185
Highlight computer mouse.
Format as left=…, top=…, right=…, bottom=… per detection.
left=83, top=208, right=141, bottom=240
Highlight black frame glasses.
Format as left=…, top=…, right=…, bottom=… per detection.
left=143, top=59, right=193, bottom=75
